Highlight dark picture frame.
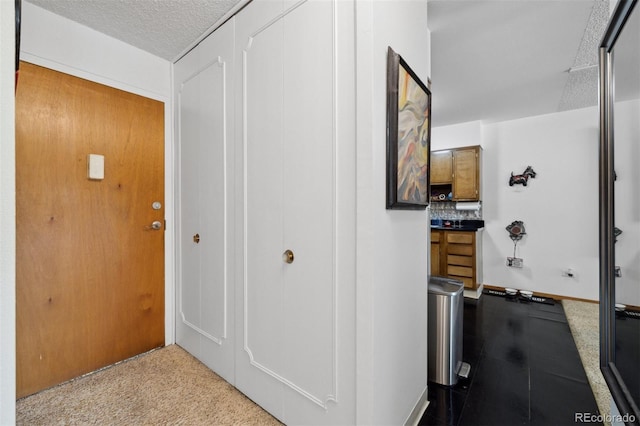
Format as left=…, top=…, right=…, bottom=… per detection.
left=15, top=0, right=21, bottom=90
left=386, top=46, right=431, bottom=210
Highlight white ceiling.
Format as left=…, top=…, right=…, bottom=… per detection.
left=428, top=0, right=610, bottom=127
left=26, top=0, right=611, bottom=127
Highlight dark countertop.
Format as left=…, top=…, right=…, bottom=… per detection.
left=431, top=225, right=484, bottom=232
left=430, top=219, right=484, bottom=232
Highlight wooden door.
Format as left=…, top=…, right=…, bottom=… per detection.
left=431, top=230, right=442, bottom=276
left=453, top=147, right=479, bottom=200
left=431, top=150, right=453, bottom=184
left=174, top=17, right=235, bottom=382
left=16, top=62, right=165, bottom=398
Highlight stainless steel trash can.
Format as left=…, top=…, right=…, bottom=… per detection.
left=428, top=276, right=464, bottom=386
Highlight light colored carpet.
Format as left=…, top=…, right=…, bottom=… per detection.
left=16, top=344, right=281, bottom=426
left=563, top=299, right=612, bottom=425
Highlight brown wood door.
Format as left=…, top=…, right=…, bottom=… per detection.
left=430, top=150, right=453, bottom=184
left=452, top=147, right=479, bottom=200
left=430, top=230, right=442, bottom=275
left=15, top=62, right=165, bottom=398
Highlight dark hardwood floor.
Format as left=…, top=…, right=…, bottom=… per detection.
left=420, top=293, right=601, bottom=426
left=616, top=310, right=640, bottom=406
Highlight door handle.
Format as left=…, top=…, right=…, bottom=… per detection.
left=193, top=233, right=200, bottom=244
left=145, top=220, right=163, bottom=231
left=282, top=249, right=294, bottom=264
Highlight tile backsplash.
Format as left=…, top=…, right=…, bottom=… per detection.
left=430, top=201, right=482, bottom=220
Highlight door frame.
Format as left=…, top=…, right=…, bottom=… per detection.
left=18, top=53, right=176, bottom=346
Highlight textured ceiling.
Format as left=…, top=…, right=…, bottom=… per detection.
left=428, top=0, right=610, bottom=127
left=26, top=0, right=245, bottom=61
left=558, top=0, right=609, bottom=112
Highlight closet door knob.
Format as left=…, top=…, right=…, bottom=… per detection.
left=193, top=233, right=200, bottom=243
left=282, top=249, right=294, bottom=264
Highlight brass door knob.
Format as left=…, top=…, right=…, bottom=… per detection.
left=282, top=249, right=294, bottom=264
left=193, top=233, right=200, bottom=244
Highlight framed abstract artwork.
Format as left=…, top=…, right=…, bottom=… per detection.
left=386, top=46, right=431, bottom=210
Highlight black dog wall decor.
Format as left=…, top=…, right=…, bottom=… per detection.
left=509, top=166, right=537, bottom=186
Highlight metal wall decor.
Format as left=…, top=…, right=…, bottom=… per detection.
left=506, top=220, right=526, bottom=241
left=614, top=227, right=623, bottom=243
left=509, top=166, right=537, bottom=186
left=506, top=220, right=526, bottom=268
left=15, top=0, right=22, bottom=90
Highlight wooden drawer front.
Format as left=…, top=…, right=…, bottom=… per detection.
left=431, top=231, right=441, bottom=243
left=448, top=254, right=473, bottom=267
left=447, top=233, right=473, bottom=244
left=456, top=276, right=474, bottom=289
left=447, top=265, right=473, bottom=278
left=447, top=244, right=473, bottom=256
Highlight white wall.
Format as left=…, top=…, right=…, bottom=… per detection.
left=20, top=1, right=175, bottom=343
left=433, top=106, right=602, bottom=301
left=21, top=1, right=170, bottom=99
left=431, top=120, right=482, bottom=150
left=0, top=1, right=17, bottom=423
left=356, top=1, right=430, bottom=424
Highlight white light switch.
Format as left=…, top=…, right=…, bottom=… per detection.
left=88, top=154, right=104, bottom=180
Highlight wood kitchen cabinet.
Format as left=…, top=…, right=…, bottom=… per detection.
left=430, top=229, right=483, bottom=290
left=431, top=150, right=453, bottom=184
left=453, top=147, right=480, bottom=200
left=430, top=145, right=481, bottom=201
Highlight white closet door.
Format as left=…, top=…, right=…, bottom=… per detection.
left=281, top=0, right=335, bottom=408
left=235, top=0, right=286, bottom=418
left=235, top=1, right=355, bottom=424
left=175, top=18, right=235, bottom=383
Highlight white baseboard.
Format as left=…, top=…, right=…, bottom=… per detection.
left=464, top=283, right=484, bottom=299
left=404, top=385, right=430, bottom=426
